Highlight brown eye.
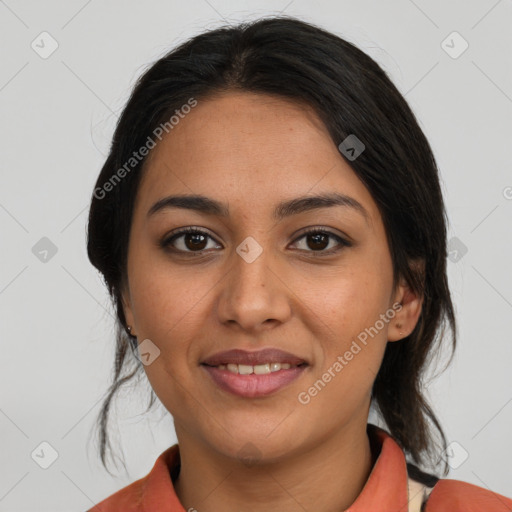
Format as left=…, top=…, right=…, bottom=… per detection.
left=306, top=232, right=330, bottom=250
left=161, top=227, right=221, bottom=253
left=183, top=232, right=207, bottom=250
left=292, top=229, right=351, bottom=254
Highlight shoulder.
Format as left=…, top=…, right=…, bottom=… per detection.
left=86, top=476, right=146, bottom=512
left=425, top=478, right=512, bottom=512
left=86, top=444, right=181, bottom=512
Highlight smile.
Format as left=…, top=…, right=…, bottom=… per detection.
left=201, top=363, right=308, bottom=398
left=214, top=362, right=296, bottom=374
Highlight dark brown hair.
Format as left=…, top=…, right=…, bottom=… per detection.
left=87, top=15, right=456, bottom=477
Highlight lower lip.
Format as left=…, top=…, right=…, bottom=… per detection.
left=201, top=364, right=307, bottom=398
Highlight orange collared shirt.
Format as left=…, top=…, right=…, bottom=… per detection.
left=89, top=424, right=512, bottom=511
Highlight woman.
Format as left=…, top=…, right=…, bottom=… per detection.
left=86, top=16, right=512, bottom=512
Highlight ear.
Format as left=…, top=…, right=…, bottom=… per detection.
left=387, top=262, right=424, bottom=342
left=120, top=280, right=136, bottom=337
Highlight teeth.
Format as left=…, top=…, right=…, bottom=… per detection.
left=216, top=362, right=294, bottom=374
left=238, top=364, right=253, bottom=375
left=254, top=363, right=270, bottom=375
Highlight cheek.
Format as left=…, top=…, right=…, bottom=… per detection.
left=304, top=265, right=392, bottom=339
left=129, top=251, right=216, bottom=341
left=298, top=260, right=392, bottom=392
left=297, top=276, right=390, bottom=421
left=127, top=267, right=216, bottom=408
left=129, top=263, right=216, bottom=411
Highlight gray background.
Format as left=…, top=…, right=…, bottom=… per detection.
left=1, top=0, right=511, bottom=510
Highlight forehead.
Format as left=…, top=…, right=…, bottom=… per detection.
left=135, top=91, right=379, bottom=224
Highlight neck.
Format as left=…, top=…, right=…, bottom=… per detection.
left=174, top=418, right=375, bottom=512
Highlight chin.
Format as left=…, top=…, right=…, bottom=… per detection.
left=205, top=424, right=306, bottom=466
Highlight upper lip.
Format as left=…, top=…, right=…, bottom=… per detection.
left=201, top=348, right=308, bottom=367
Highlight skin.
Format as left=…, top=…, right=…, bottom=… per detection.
left=121, top=91, right=422, bottom=512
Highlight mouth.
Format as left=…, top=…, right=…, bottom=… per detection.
left=205, top=361, right=306, bottom=374
left=201, top=348, right=308, bottom=367
left=200, top=348, right=309, bottom=398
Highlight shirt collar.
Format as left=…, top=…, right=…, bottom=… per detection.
left=348, top=423, right=410, bottom=511
left=141, top=423, right=410, bottom=512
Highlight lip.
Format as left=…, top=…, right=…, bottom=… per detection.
left=201, top=348, right=309, bottom=398
left=201, top=348, right=307, bottom=366
left=201, top=364, right=307, bottom=398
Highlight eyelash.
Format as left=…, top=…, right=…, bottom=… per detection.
left=160, top=226, right=351, bottom=256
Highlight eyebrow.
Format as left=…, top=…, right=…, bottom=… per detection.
left=147, top=192, right=369, bottom=223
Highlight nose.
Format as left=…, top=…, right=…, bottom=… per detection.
left=216, top=240, right=292, bottom=333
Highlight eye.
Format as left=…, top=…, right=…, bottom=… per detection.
left=160, top=226, right=351, bottom=256
left=290, top=228, right=351, bottom=254
left=160, top=227, right=221, bottom=253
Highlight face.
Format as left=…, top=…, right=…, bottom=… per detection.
left=121, top=91, right=421, bottom=462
